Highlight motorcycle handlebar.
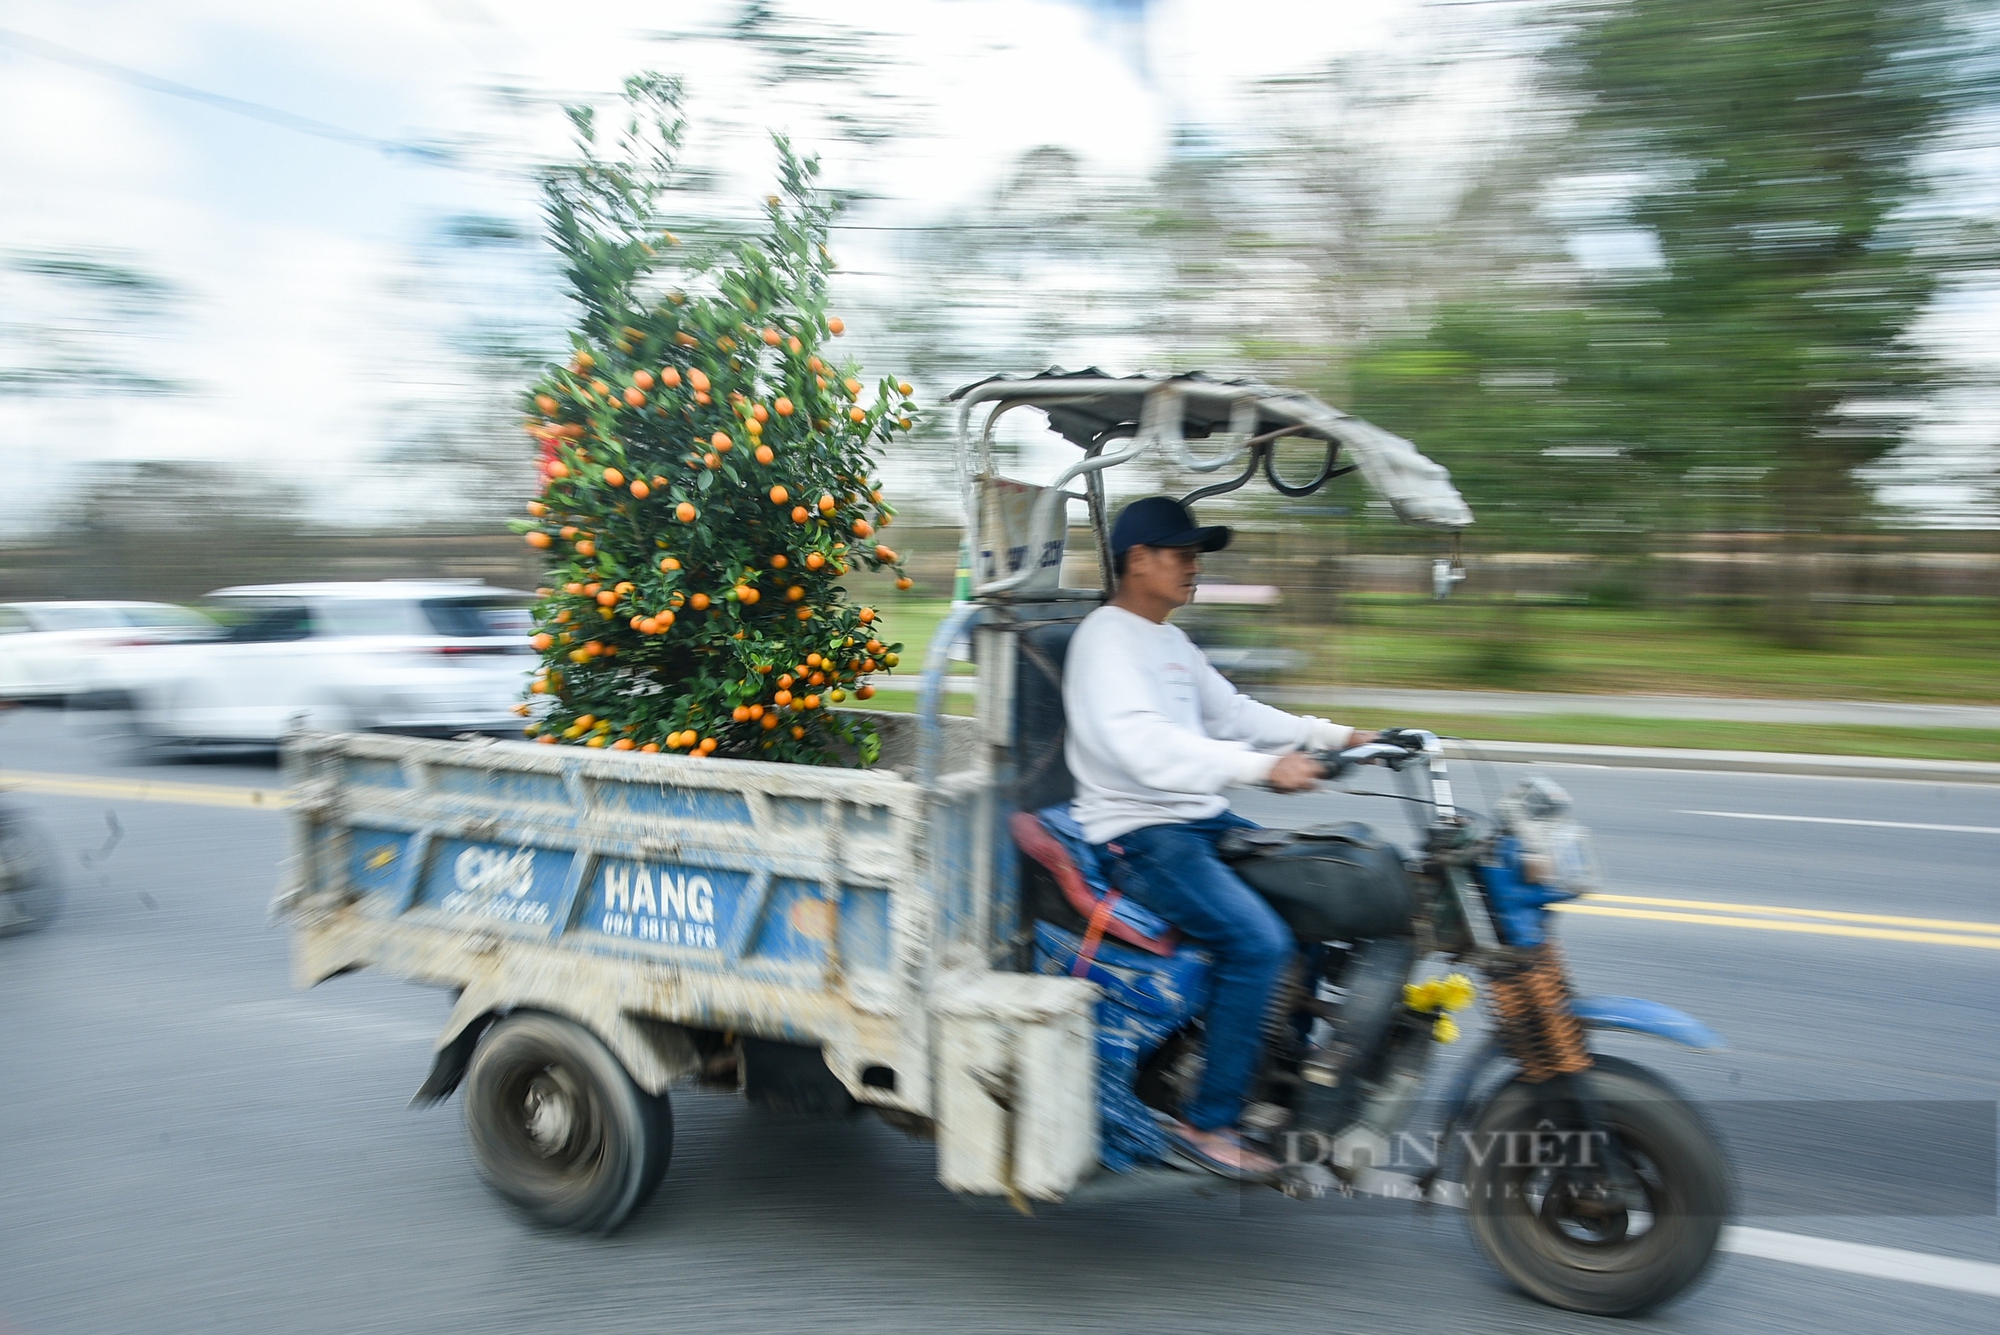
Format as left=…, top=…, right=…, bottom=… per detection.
left=1311, top=728, right=1441, bottom=781
left=1307, top=728, right=1458, bottom=824
left=1323, top=741, right=1415, bottom=776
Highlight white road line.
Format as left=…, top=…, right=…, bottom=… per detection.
left=1723, top=1227, right=2000, bottom=1297
left=1682, top=810, right=2000, bottom=835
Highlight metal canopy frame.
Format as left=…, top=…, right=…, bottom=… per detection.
left=948, top=369, right=1473, bottom=599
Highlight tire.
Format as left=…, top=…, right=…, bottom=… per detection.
left=463, top=1011, right=673, bottom=1233
left=69, top=690, right=175, bottom=764
left=0, top=811, right=64, bottom=936
left=1464, top=1056, right=1731, bottom=1317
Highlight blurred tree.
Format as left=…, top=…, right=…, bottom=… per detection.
left=1349, top=303, right=1663, bottom=558
left=1150, top=59, right=1593, bottom=553
left=370, top=213, right=565, bottom=523
left=0, top=250, right=187, bottom=397
left=1551, top=0, right=1996, bottom=639
left=392, top=4, right=925, bottom=523
left=642, top=0, right=927, bottom=174
left=864, top=54, right=1552, bottom=515
left=855, top=146, right=1166, bottom=511
left=880, top=148, right=1153, bottom=388
left=1151, top=60, right=1514, bottom=396
left=60, top=462, right=308, bottom=598
left=718, top=0, right=923, bottom=149
left=65, top=460, right=307, bottom=530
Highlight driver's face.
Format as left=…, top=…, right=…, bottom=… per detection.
left=1127, top=543, right=1202, bottom=608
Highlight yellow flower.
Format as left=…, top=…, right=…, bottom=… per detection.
left=1405, top=973, right=1477, bottom=1015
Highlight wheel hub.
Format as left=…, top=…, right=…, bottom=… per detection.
left=1541, top=1177, right=1633, bottom=1244
left=522, top=1070, right=580, bottom=1156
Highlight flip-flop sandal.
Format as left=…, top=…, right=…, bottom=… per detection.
left=1166, top=1127, right=1277, bottom=1183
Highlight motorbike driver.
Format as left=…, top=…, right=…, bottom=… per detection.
left=1063, top=496, right=1374, bottom=1179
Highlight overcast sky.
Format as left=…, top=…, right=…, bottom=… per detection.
left=0, top=0, right=1445, bottom=522
left=1, top=0, right=1990, bottom=528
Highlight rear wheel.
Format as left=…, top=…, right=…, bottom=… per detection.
left=1465, top=1057, right=1730, bottom=1316
left=463, top=1011, right=672, bottom=1233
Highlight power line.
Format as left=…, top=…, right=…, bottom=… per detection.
left=0, top=26, right=459, bottom=165
left=0, top=26, right=1227, bottom=234
left=0, top=25, right=1391, bottom=240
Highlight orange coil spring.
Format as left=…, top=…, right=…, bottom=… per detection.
left=1484, top=942, right=1593, bottom=1083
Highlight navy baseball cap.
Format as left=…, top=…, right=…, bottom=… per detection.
left=1109, top=496, right=1231, bottom=556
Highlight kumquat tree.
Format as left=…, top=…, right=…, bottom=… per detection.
left=512, top=75, right=916, bottom=764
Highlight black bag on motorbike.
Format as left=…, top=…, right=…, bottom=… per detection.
left=1217, top=821, right=1414, bottom=941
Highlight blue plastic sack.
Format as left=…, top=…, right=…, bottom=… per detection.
left=1473, top=835, right=1582, bottom=947
left=1032, top=920, right=1210, bottom=1171
left=1034, top=804, right=1176, bottom=942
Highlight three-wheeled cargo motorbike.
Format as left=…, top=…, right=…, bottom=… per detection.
left=275, top=370, right=1731, bottom=1318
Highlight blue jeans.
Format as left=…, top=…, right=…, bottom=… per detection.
left=1102, top=812, right=1292, bottom=1132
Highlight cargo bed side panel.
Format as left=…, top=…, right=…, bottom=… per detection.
left=279, top=724, right=982, bottom=1116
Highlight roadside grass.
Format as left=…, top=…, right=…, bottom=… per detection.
left=1318, top=595, right=2000, bottom=703
left=857, top=592, right=2000, bottom=757
left=871, top=592, right=2000, bottom=703
left=864, top=596, right=968, bottom=675
left=843, top=692, right=2000, bottom=762
left=1333, top=712, right=2000, bottom=764
left=840, top=689, right=971, bottom=717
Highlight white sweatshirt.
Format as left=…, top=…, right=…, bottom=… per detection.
left=1061, top=604, right=1353, bottom=844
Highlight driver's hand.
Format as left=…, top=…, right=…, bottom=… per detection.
left=1266, top=751, right=1326, bottom=792
left=1346, top=728, right=1379, bottom=749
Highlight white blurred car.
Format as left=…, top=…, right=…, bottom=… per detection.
left=1178, top=584, right=1304, bottom=686
left=77, top=581, right=539, bottom=745
left=0, top=601, right=217, bottom=702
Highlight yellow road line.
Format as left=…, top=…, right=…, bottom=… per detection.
left=1555, top=902, right=2000, bottom=950
left=1584, top=892, right=2000, bottom=936
left=0, top=770, right=292, bottom=810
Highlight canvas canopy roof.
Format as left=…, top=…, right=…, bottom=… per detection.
left=949, top=368, right=1473, bottom=531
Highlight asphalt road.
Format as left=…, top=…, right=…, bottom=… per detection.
left=3, top=705, right=1998, bottom=1334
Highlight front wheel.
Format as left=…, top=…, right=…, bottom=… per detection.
left=463, top=1011, right=672, bottom=1233
left=1465, top=1056, right=1731, bottom=1317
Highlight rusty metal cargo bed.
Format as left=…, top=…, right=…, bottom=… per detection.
left=275, top=709, right=1030, bottom=1117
